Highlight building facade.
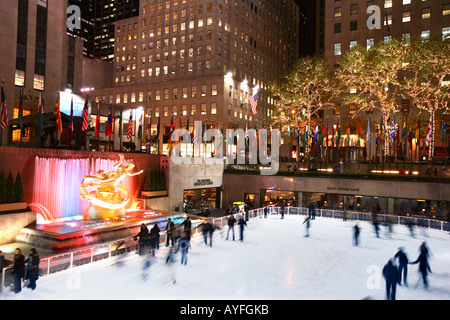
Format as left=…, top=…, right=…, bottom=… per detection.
left=0, top=0, right=84, bottom=147
left=91, top=0, right=301, bottom=154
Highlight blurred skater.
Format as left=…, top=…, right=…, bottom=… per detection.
left=353, top=224, right=360, bottom=246
left=165, top=246, right=177, bottom=284
left=308, top=203, right=316, bottom=220
left=238, top=216, right=247, bottom=241
left=406, top=219, right=415, bottom=238
left=25, top=248, right=40, bottom=290
left=226, top=215, right=236, bottom=241
left=12, top=248, right=25, bottom=293
left=394, top=247, right=409, bottom=286
left=302, top=215, right=311, bottom=237
left=149, top=224, right=161, bottom=256
left=134, top=223, right=149, bottom=255
left=371, top=211, right=380, bottom=238
left=178, top=232, right=190, bottom=265
left=382, top=259, right=400, bottom=300
left=410, top=242, right=432, bottom=289
left=280, top=203, right=285, bottom=219
left=264, top=206, right=268, bottom=218
left=165, top=218, right=176, bottom=247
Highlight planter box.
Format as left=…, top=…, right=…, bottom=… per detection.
left=141, top=190, right=168, bottom=198
left=0, top=202, right=28, bottom=213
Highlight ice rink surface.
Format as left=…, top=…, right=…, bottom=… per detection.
left=2, top=214, right=450, bottom=300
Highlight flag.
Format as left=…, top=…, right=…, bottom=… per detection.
left=337, top=124, right=341, bottom=149
left=425, top=115, right=432, bottom=146
left=314, top=122, right=319, bottom=146
left=296, top=122, right=301, bottom=147
left=0, top=84, right=8, bottom=129
left=127, top=111, right=133, bottom=140
left=54, top=92, right=62, bottom=134
left=442, top=117, right=447, bottom=141
left=178, top=116, right=182, bottom=143
left=95, top=102, right=100, bottom=138
left=105, top=105, right=113, bottom=136
left=325, top=120, right=329, bottom=147
left=389, top=120, right=395, bottom=147
left=18, top=87, right=23, bottom=129
left=37, top=91, right=43, bottom=131
left=402, top=120, right=407, bottom=144
left=137, top=114, right=143, bottom=139
left=156, top=116, right=160, bottom=143
left=68, top=96, right=74, bottom=135
left=376, top=124, right=380, bottom=150
left=346, top=120, right=351, bottom=145
left=331, top=124, right=335, bottom=148
left=250, top=92, right=258, bottom=115
left=357, top=118, right=362, bottom=147
left=169, top=114, right=174, bottom=142
left=287, top=125, right=291, bottom=144
left=147, top=115, right=152, bottom=141
left=82, top=98, right=89, bottom=131
left=415, top=118, right=420, bottom=140
left=118, top=108, right=123, bottom=137
left=408, top=125, right=413, bottom=147
left=367, top=119, right=371, bottom=148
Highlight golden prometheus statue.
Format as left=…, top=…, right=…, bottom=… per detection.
left=80, top=154, right=143, bottom=220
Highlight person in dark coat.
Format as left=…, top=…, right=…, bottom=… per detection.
left=149, top=224, right=161, bottom=256
left=0, top=250, right=5, bottom=270
left=382, top=259, right=400, bottom=300
left=394, top=247, right=409, bottom=286
left=264, top=206, right=268, bottom=218
left=303, top=215, right=311, bottom=237
left=164, top=218, right=175, bottom=247
left=238, top=217, right=247, bottom=241
left=226, top=215, right=236, bottom=241
left=410, top=242, right=432, bottom=289
left=12, top=248, right=25, bottom=293
left=280, top=203, right=285, bottom=219
left=308, top=203, right=316, bottom=220
left=353, top=224, right=360, bottom=246
left=134, top=223, right=149, bottom=255
left=25, top=248, right=40, bottom=290
left=201, top=221, right=213, bottom=246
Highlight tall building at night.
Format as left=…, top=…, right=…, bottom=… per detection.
left=91, top=0, right=301, bottom=154
left=325, top=0, right=450, bottom=68
left=67, top=0, right=95, bottom=58
left=93, top=0, right=140, bottom=61
left=0, top=0, right=85, bottom=147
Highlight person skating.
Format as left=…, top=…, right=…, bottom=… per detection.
left=165, top=246, right=177, bottom=284
left=12, top=248, right=25, bottom=294
left=302, top=215, right=311, bottom=237
left=25, top=248, right=40, bottom=290
left=201, top=221, right=213, bottom=246
left=226, top=215, right=236, bottom=241
left=353, top=224, right=360, bottom=246
left=238, top=216, right=247, bottom=241
left=165, top=218, right=175, bottom=247
left=264, top=206, right=268, bottom=218
left=410, top=242, right=432, bottom=289
left=394, top=247, right=409, bottom=286
left=178, top=232, right=190, bottom=265
left=134, top=223, right=149, bottom=255
left=382, top=259, right=400, bottom=300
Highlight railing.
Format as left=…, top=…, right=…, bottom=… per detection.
left=0, top=211, right=257, bottom=293
left=1, top=207, right=448, bottom=293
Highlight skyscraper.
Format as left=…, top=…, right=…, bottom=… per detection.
left=91, top=0, right=301, bottom=154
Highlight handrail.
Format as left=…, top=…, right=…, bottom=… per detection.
left=2, top=207, right=448, bottom=293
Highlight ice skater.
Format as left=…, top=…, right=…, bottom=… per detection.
left=264, top=206, right=268, bottom=218
left=394, top=247, right=409, bottom=286
left=382, top=259, right=400, bottom=300
left=238, top=216, right=247, bottom=241
left=353, top=223, right=360, bottom=246
left=302, top=215, right=311, bottom=237
left=141, top=250, right=154, bottom=282
left=226, top=215, right=236, bottom=241
left=165, top=247, right=177, bottom=284
left=178, top=232, right=190, bottom=265
left=410, top=242, right=432, bottom=289
left=371, top=211, right=380, bottom=238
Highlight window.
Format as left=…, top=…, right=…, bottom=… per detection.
left=350, top=4, right=358, bottom=15
left=211, top=103, right=217, bottom=115
left=403, top=0, right=411, bottom=5
left=402, top=11, right=411, bottom=23
left=334, top=23, right=341, bottom=34
left=350, top=40, right=357, bottom=49
left=367, top=38, right=374, bottom=50
left=421, top=30, right=431, bottom=39
left=384, top=0, right=392, bottom=9
left=443, top=27, right=450, bottom=40
left=334, top=43, right=341, bottom=56
left=444, top=4, right=450, bottom=16
left=334, top=7, right=342, bottom=18
left=422, top=8, right=431, bottom=19
left=350, top=20, right=357, bottom=31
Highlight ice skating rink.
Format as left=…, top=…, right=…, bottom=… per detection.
left=2, top=214, right=450, bottom=300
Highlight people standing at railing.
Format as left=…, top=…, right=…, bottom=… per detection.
left=12, top=248, right=25, bottom=294
left=264, top=207, right=268, bottom=218
left=134, top=223, right=150, bottom=255
left=0, top=250, right=5, bottom=270
left=165, top=218, right=176, bottom=247
left=24, top=248, right=40, bottom=290
left=226, top=215, right=236, bottom=241
left=181, top=217, right=192, bottom=242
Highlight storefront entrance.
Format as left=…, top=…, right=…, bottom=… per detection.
left=183, top=187, right=220, bottom=215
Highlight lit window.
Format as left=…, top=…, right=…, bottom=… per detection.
left=402, top=11, right=411, bottom=23
left=334, top=43, right=341, bottom=56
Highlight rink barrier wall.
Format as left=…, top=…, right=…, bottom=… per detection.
left=1, top=207, right=448, bottom=292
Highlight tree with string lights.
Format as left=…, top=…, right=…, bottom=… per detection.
left=334, top=39, right=408, bottom=160
left=401, top=35, right=450, bottom=160
left=269, top=55, right=334, bottom=161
